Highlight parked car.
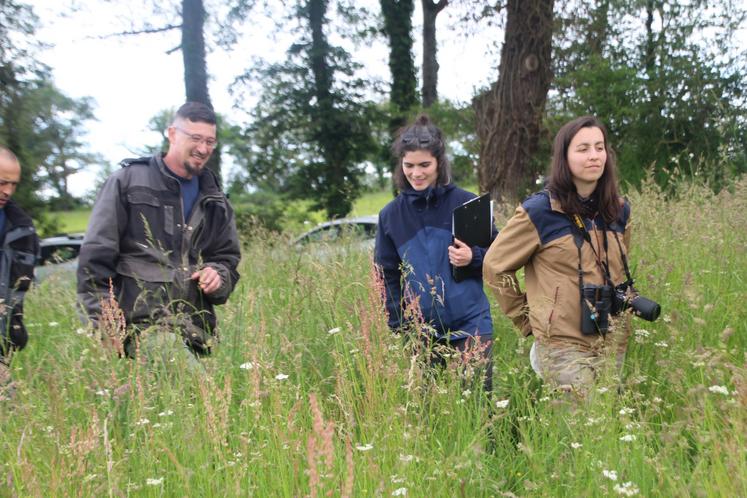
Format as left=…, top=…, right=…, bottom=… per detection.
left=35, top=233, right=84, bottom=282
left=293, top=215, right=378, bottom=254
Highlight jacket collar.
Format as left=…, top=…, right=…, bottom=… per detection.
left=153, top=154, right=222, bottom=196
left=3, top=200, right=34, bottom=228
left=402, top=183, right=454, bottom=207
left=545, top=190, right=566, bottom=214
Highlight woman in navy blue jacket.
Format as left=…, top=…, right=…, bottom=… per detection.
left=375, top=115, right=496, bottom=390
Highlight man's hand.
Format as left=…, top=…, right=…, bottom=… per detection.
left=191, top=266, right=222, bottom=295
left=448, top=238, right=473, bottom=267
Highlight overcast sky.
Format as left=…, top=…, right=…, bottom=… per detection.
left=29, top=1, right=499, bottom=198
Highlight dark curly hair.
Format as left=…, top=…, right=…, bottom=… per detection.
left=392, top=115, right=451, bottom=191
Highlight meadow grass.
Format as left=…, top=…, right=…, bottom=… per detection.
left=1, top=176, right=745, bottom=496
left=48, top=209, right=91, bottom=235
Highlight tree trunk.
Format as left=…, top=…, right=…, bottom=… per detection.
left=308, top=0, right=352, bottom=218
left=181, top=0, right=221, bottom=183
left=421, top=0, right=447, bottom=108
left=474, top=0, right=553, bottom=203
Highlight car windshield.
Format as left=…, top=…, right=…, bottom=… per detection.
left=40, top=243, right=80, bottom=265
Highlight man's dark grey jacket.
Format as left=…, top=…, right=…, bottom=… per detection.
left=77, top=155, right=241, bottom=352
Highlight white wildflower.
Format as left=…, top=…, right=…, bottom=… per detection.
left=392, top=487, right=407, bottom=496
left=654, top=341, right=668, bottom=348
left=614, top=481, right=640, bottom=496
left=239, top=362, right=254, bottom=370
left=634, top=329, right=650, bottom=337
left=399, top=454, right=414, bottom=463
left=158, top=410, right=174, bottom=417
left=145, top=477, right=163, bottom=486
left=571, top=442, right=582, bottom=449
left=275, top=373, right=289, bottom=380
left=602, top=469, right=618, bottom=481
left=327, top=327, right=341, bottom=335
left=663, top=315, right=672, bottom=323
left=619, top=407, right=634, bottom=416
left=135, top=418, right=150, bottom=426
left=708, top=385, right=729, bottom=395
left=461, top=389, right=472, bottom=398
left=597, top=387, right=609, bottom=394
left=95, top=389, right=110, bottom=397
left=495, top=399, right=510, bottom=409
left=619, top=434, right=636, bottom=442
left=48, top=321, right=59, bottom=327
left=76, top=328, right=87, bottom=335
left=356, top=443, right=374, bottom=452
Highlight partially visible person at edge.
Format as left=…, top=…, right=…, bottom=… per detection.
left=0, top=146, right=40, bottom=400
left=76, top=102, right=241, bottom=369
left=483, top=115, right=633, bottom=397
left=374, top=115, right=497, bottom=392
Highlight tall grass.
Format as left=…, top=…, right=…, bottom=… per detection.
left=1, top=176, right=745, bottom=496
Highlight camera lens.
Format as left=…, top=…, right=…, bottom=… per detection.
left=629, top=295, right=661, bottom=322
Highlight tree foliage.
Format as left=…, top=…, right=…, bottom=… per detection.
left=552, top=0, right=747, bottom=187
left=1, top=0, right=98, bottom=220
left=232, top=0, right=377, bottom=219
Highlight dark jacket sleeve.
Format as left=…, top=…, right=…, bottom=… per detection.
left=374, top=215, right=403, bottom=331
left=76, top=173, right=128, bottom=322
left=202, top=200, right=241, bottom=305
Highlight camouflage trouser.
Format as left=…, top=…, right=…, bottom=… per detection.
left=530, top=340, right=624, bottom=395
left=0, top=359, right=13, bottom=401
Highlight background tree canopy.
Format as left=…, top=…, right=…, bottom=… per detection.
left=3, top=0, right=746, bottom=230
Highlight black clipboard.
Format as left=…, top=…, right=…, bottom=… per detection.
left=451, top=193, right=492, bottom=282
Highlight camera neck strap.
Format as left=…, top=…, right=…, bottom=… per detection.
left=569, top=214, right=613, bottom=286
left=611, top=230, right=635, bottom=289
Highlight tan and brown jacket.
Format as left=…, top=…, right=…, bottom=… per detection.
left=483, top=191, right=632, bottom=352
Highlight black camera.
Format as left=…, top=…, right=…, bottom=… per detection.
left=612, top=283, right=661, bottom=322
left=581, top=284, right=612, bottom=335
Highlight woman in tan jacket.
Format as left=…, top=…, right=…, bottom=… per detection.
left=483, top=116, right=640, bottom=395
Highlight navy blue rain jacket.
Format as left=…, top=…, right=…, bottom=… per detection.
left=375, top=183, right=495, bottom=340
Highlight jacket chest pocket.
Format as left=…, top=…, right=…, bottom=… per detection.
left=127, top=190, right=167, bottom=240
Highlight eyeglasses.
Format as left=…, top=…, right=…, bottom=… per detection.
left=174, top=126, right=218, bottom=148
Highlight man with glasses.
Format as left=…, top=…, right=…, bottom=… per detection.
left=77, top=102, right=240, bottom=369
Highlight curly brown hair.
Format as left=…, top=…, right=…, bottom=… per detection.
left=391, top=115, right=452, bottom=191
